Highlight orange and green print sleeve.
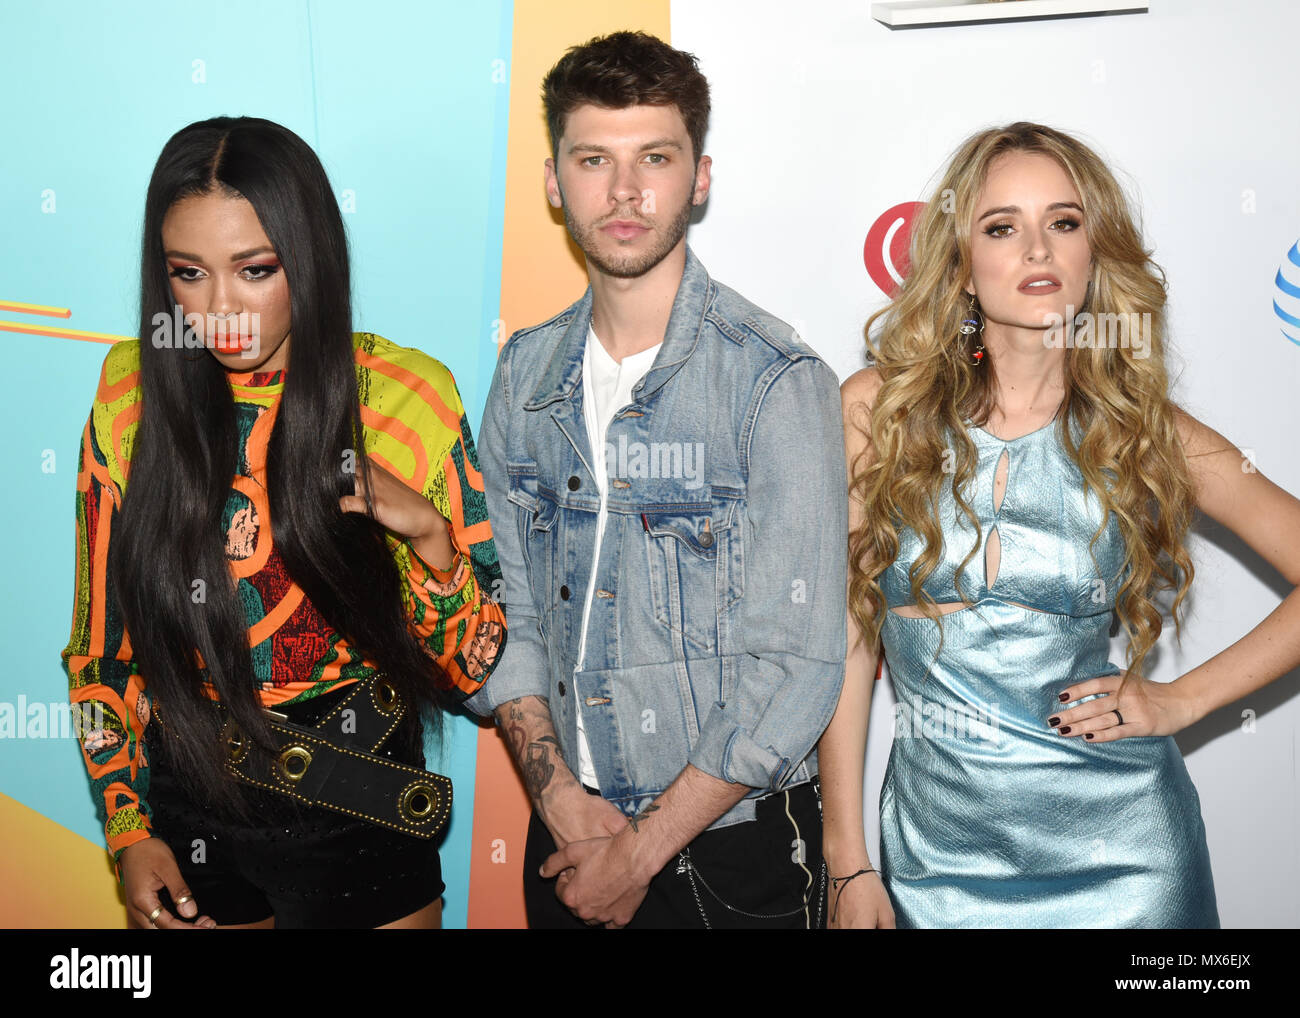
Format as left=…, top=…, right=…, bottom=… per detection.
left=355, top=333, right=506, bottom=702
left=391, top=386, right=506, bottom=701
left=60, top=345, right=153, bottom=861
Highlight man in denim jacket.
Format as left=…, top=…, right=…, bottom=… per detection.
left=468, top=31, right=847, bottom=929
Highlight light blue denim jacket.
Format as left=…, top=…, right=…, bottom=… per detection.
left=466, top=247, right=847, bottom=829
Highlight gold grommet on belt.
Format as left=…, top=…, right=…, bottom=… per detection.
left=374, top=678, right=400, bottom=714
left=400, top=783, right=437, bottom=821
left=225, top=720, right=247, bottom=765
left=275, top=745, right=312, bottom=783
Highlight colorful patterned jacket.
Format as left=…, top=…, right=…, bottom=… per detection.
left=61, top=332, right=506, bottom=860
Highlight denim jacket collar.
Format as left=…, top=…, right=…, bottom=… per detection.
left=523, top=244, right=711, bottom=411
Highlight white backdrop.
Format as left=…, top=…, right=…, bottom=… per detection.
left=675, top=0, right=1300, bottom=928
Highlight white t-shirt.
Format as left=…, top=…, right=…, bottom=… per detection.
left=574, top=326, right=663, bottom=788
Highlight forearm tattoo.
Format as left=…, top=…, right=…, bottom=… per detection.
left=523, top=737, right=561, bottom=799
left=627, top=803, right=659, bottom=833
left=502, top=698, right=566, bottom=802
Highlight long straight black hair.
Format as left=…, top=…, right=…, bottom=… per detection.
left=111, top=117, right=450, bottom=812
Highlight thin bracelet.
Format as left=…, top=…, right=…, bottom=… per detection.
left=829, top=867, right=876, bottom=925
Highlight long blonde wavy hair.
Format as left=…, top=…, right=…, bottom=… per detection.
left=849, top=122, right=1195, bottom=685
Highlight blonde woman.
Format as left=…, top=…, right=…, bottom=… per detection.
left=820, top=122, right=1300, bottom=929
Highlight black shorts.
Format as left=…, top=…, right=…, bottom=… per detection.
left=146, top=683, right=445, bottom=929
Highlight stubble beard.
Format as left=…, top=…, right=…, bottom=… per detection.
left=564, top=195, right=694, bottom=280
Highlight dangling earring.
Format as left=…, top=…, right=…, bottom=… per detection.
left=960, top=292, right=985, bottom=365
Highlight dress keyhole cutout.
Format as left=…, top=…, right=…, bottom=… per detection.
left=985, top=448, right=1009, bottom=589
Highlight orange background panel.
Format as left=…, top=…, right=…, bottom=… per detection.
left=0, top=792, right=127, bottom=929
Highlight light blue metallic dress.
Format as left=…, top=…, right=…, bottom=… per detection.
left=877, top=418, right=1219, bottom=928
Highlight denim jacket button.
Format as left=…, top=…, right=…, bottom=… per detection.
left=698, top=531, right=715, bottom=548
left=567, top=475, right=580, bottom=491
left=560, top=584, right=571, bottom=600
left=558, top=681, right=567, bottom=697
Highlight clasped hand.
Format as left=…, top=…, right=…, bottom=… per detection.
left=540, top=829, right=650, bottom=929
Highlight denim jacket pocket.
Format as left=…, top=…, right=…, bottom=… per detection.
left=507, top=468, right=558, bottom=635
left=643, top=490, right=743, bottom=654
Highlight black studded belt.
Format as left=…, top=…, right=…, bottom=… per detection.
left=216, top=674, right=452, bottom=840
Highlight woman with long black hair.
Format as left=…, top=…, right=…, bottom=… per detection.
left=61, top=116, right=506, bottom=929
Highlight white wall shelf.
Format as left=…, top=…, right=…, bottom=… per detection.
left=872, top=0, right=1148, bottom=28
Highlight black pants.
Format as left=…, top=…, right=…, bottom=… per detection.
left=523, top=780, right=826, bottom=929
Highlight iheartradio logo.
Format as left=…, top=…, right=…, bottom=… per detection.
left=864, top=201, right=925, bottom=296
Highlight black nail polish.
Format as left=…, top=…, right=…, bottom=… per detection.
left=1058, top=692, right=1070, bottom=703
left=1085, top=733, right=1094, bottom=740
left=1059, top=726, right=1071, bottom=735
left=1048, top=717, right=1060, bottom=727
